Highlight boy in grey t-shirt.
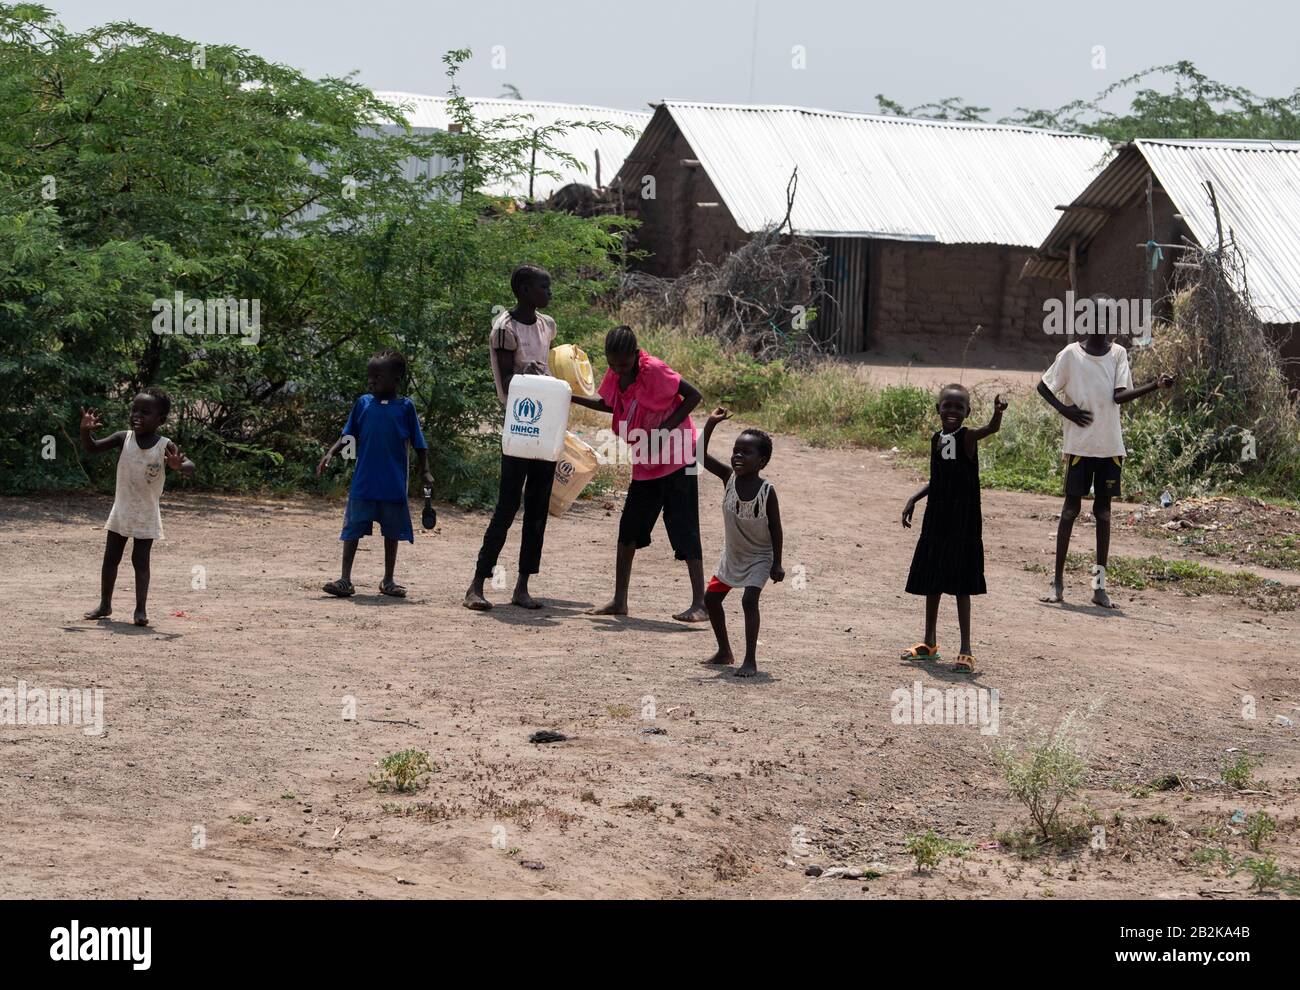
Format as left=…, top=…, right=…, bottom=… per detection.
left=464, top=264, right=559, bottom=611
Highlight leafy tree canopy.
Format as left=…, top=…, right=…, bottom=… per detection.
left=878, top=61, right=1300, bottom=141
left=0, top=4, right=631, bottom=501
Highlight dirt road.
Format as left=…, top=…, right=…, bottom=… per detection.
left=1, top=425, right=1296, bottom=899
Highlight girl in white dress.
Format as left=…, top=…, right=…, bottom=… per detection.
left=699, top=407, right=784, bottom=678
left=80, top=388, right=194, bottom=626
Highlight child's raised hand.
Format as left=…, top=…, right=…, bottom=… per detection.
left=80, top=408, right=102, bottom=432
left=164, top=441, right=186, bottom=470
left=707, top=406, right=731, bottom=424
left=994, top=394, right=1008, bottom=413
left=1158, top=373, right=1175, bottom=389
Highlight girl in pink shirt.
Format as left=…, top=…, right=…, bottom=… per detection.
left=572, top=326, right=707, bottom=621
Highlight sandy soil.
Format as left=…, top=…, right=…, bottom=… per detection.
left=1, top=425, right=1297, bottom=900
left=846, top=344, right=1048, bottom=392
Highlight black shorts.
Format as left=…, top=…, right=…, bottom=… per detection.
left=618, top=465, right=702, bottom=560
left=1064, top=454, right=1123, bottom=498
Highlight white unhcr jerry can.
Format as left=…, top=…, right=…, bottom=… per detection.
left=502, top=374, right=572, bottom=461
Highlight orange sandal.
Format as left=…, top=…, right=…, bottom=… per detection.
left=901, top=643, right=942, bottom=661
left=953, top=654, right=977, bottom=673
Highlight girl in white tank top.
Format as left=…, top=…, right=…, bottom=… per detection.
left=105, top=429, right=169, bottom=540
left=698, top=408, right=785, bottom=678
left=80, top=390, right=194, bottom=626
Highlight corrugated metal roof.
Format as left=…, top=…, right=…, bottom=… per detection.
left=1141, top=139, right=1300, bottom=324
left=1024, top=139, right=1300, bottom=324
left=616, top=101, right=1112, bottom=245
left=1020, top=144, right=1148, bottom=282
left=373, top=92, right=650, bottom=199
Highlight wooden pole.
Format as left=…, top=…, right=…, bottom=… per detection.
left=528, top=129, right=538, bottom=201
left=1145, top=172, right=1155, bottom=314
left=1068, top=237, right=1078, bottom=294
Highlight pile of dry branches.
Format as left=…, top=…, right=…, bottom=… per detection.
left=616, top=227, right=830, bottom=362
left=614, top=169, right=832, bottom=362
left=1138, top=187, right=1299, bottom=465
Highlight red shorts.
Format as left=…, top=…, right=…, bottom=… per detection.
left=706, top=576, right=731, bottom=594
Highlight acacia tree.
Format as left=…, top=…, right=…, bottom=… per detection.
left=0, top=6, right=629, bottom=499
left=877, top=61, right=1300, bottom=141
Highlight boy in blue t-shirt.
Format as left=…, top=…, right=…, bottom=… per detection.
left=317, top=349, right=432, bottom=597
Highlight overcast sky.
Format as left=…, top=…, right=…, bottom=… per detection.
left=45, top=0, right=1299, bottom=119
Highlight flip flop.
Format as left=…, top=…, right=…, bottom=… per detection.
left=323, top=579, right=355, bottom=597
left=901, top=643, right=942, bottom=661
left=379, top=580, right=407, bottom=598
left=953, top=654, right=977, bottom=674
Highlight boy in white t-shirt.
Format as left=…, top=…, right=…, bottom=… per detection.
left=1036, top=306, right=1174, bottom=607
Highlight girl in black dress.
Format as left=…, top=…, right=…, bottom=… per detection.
left=901, top=385, right=1006, bottom=673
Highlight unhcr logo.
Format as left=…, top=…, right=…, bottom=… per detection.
left=510, top=396, right=543, bottom=436
left=1043, top=291, right=1152, bottom=344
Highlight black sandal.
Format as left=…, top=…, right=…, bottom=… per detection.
left=323, top=579, right=355, bottom=597
left=379, top=580, right=407, bottom=598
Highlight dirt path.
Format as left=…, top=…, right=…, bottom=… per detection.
left=1, top=428, right=1296, bottom=899
left=846, top=346, right=1047, bottom=392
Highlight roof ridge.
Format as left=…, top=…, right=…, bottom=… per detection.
left=1137, top=136, right=1300, bottom=150
left=658, top=100, right=1109, bottom=140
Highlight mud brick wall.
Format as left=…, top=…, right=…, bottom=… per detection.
left=624, top=129, right=747, bottom=277
left=1077, top=186, right=1184, bottom=314
left=870, top=240, right=1062, bottom=360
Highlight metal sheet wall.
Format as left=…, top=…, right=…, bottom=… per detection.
left=818, top=237, right=870, bottom=354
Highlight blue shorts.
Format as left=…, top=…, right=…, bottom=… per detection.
left=340, top=497, right=413, bottom=543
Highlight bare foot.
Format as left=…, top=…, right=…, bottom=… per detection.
left=512, top=590, right=543, bottom=609
left=463, top=588, right=492, bottom=611
left=588, top=600, right=627, bottom=616
left=735, top=661, right=758, bottom=678
left=85, top=604, right=112, bottom=620
left=1091, top=588, right=1119, bottom=609
left=1040, top=582, right=1064, bottom=603
left=702, top=649, right=735, bottom=666
left=133, top=608, right=149, bottom=627
left=673, top=605, right=709, bottom=622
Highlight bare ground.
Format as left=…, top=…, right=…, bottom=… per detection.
left=1, top=424, right=1297, bottom=900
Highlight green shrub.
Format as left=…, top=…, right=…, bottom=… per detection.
left=1245, top=811, right=1277, bottom=852
left=1221, top=751, right=1259, bottom=791
left=370, top=749, right=435, bottom=793
left=997, top=716, right=1088, bottom=843
left=904, top=829, right=971, bottom=872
